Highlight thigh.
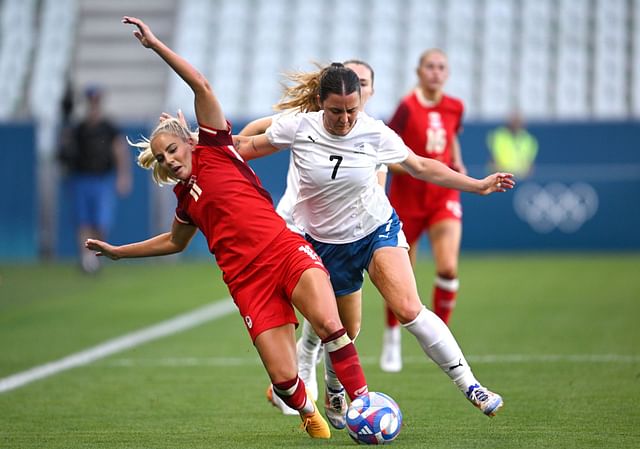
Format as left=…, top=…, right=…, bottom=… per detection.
left=290, top=267, right=343, bottom=340
left=336, top=290, right=362, bottom=340
left=427, top=219, right=462, bottom=275
left=254, top=324, right=298, bottom=383
left=367, top=246, right=423, bottom=323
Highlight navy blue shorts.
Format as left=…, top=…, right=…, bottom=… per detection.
left=306, top=210, right=408, bottom=296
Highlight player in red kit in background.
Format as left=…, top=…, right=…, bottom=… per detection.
left=381, top=49, right=466, bottom=372
left=85, top=16, right=369, bottom=440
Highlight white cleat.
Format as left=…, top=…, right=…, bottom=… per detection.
left=466, top=383, right=504, bottom=417
left=380, top=326, right=402, bottom=373
left=324, top=386, right=348, bottom=429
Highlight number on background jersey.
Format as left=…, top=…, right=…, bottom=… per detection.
left=426, top=128, right=447, bottom=154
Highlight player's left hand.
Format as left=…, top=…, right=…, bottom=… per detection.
left=478, top=172, right=515, bottom=195
left=122, top=16, right=159, bottom=49
left=85, top=239, right=121, bottom=260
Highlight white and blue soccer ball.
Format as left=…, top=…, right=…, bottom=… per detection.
left=346, top=391, right=403, bottom=444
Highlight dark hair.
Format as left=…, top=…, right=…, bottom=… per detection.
left=343, top=59, right=375, bottom=87
left=318, top=62, right=361, bottom=103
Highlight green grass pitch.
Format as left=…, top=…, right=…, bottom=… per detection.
left=1, top=253, right=639, bottom=448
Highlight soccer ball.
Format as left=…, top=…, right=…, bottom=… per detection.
left=346, top=391, right=403, bottom=444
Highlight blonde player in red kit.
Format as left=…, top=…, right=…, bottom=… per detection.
left=84, top=16, right=369, bottom=440
left=381, top=49, right=468, bottom=371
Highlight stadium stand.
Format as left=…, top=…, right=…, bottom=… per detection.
left=1, top=0, right=638, bottom=123
left=0, top=0, right=36, bottom=119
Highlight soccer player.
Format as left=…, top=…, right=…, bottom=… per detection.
left=237, top=61, right=386, bottom=420
left=384, top=50, right=467, bottom=361
left=235, top=62, right=513, bottom=426
left=85, top=16, right=370, bottom=440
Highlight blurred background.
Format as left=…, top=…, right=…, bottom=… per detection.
left=1, top=0, right=639, bottom=262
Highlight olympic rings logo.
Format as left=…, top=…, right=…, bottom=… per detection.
left=513, top=182, right=598, bottom=233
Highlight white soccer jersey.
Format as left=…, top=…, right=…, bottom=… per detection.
left=267, top=111, right=409, bottom=244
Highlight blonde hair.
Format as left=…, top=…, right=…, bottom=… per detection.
left=275, top=62, right=325, bottom=113
left=127, top=117, right=198, bottom=185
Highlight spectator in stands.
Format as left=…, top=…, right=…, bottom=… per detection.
left=58, top=84, right=132, bottom=273
left=234, top=62, right=513, bottom=426
left=487, top=111, right=538, bottom=179
left=384, top=49, right=466, bottom=357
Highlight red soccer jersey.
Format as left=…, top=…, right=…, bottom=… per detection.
left=388, top=90, right=464, bottom=217
left=173, top=123, right=287, bottom=283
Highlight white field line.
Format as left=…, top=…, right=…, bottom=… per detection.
left=0, top=298, right=235, bottom=394
left=100, top=353, right=640, bottom=368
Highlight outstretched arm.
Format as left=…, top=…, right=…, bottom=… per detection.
left=233, top=133, right=280, bottom=161
left=122, top=16, right=226, bottom=129
left=85, top=219, right=197, bottom=260
left=238, top=116, right=274, bottom=136
left=400, top=150, right=515, bottom=195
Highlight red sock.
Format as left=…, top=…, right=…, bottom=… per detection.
left=385, top=305, right=400, bottom=327
left=432, top=276, right=459, bottom=325
left=272, top=376, right=307, bottom=410
left=322, top=328, right=368, bottom=400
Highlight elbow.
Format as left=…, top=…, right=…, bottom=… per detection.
left=194, top=74, right=213, bottom=96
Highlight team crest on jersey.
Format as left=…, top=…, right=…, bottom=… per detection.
left=353, top=142, right=367, bottom=154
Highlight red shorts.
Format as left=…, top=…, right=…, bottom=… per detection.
left=227, top=228, right=329, bottom=342
left=398, top=190, right=462, bottom=244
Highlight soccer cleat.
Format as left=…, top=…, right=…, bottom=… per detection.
left=265, top=384, right=298, bottom=416
left=465, top=383, right=504, bottom=417
left=300, top=397, right=331, bottom=439
left=379, top=326, right=402, bottom=373
left=324, top=386, right=348, bottom=429
left=296, top=338, right=319, bottom=401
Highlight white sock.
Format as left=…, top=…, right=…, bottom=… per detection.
left=323, top=347, right=344, bottom=392
left=384, top=325, right=401, bottom=346
left=300, top=395, right=315, bottom=415
left=299, top=319, right=321, bottom=364
left=403, top=306, right=477, bottom=392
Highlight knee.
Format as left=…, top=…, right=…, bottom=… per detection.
left=437, top=268, right=458, bottom=280
left=345, top=320, right=361, bottom=341
left=388, top=299, right=423, bottom=324
left=311, top=316, right=344, bottom=340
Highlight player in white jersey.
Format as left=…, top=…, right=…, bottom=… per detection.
left=239, top=62, right=384, bottom=420
left=235, top=62, right=514, bottom=427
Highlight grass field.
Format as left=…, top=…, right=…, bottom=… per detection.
left=1, top=253, right=639, bottom=448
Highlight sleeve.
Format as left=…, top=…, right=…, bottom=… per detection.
left=265, top=114, right=301, bottom=149
left=376, top=122, right=410, bottom=165
left=174, top=208, right=193, bottom=225
left=198, top=121, right=233, bottom=146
